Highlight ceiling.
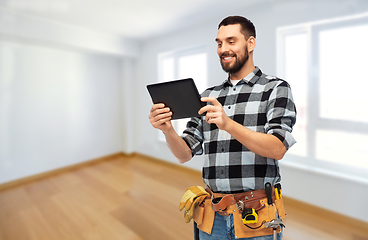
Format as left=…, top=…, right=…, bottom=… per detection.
left=0, top=0, right=269, bottom=40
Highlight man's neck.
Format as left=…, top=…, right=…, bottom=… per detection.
left=229, top=60, right=255, bottom=80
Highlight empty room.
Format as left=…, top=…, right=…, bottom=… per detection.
left=1, top=0, right=368, bottom=239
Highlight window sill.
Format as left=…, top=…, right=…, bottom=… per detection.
left=280, top=156, right=368, bottom=185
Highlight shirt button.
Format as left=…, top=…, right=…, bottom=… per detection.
left=233, top=88, right=236, bottom=91
left=221, top=148, right=225, bottom=152
left=228, top=106, right=231, bottom=109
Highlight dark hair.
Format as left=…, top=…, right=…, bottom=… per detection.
left=218, top=16, right=256, bottom=39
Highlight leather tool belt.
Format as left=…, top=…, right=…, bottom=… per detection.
left=193, top=186, right=286, bottom=239
left=208, top=187, right=275, bottom=216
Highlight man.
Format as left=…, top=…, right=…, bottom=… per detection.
left=149, top=16, right=296, bottom=240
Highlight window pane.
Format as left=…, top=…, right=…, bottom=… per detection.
left=175, top=53, right=207, bottom=135
left=319, top=24, right=368, bottom=122
left=316, top=130, right=368, bottom=169
left=178, top=53, right=207, bottom=93
left=284, top=33, right=308, bottom=157
left=161, top=57, right=174, bottom=82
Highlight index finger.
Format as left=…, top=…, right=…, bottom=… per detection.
left=201, top=97, right=221, bottom=106
left=151, top=103, right=166, bottom=112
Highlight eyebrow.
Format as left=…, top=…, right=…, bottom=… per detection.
left=215, top=36, right=237, bottom=42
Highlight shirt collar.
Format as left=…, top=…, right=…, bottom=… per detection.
left=222, top=66, right=262, bottom=87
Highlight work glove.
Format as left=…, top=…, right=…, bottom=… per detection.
left=183, top=194, right=208, bottom=223
left=179, top=186, right=208, bottom=211
left=179, top=186, right=209, bottom=223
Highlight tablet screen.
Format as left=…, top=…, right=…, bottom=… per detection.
left=147, top=78, right=205, bottom=120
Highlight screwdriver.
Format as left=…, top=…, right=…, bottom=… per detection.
left=274, top=183, right=282, bottom=200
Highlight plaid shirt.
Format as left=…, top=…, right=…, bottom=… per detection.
left=181, top=67, right=296, bottom=193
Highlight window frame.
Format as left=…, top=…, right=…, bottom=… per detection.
left=277, top=15, right=368, bottom=181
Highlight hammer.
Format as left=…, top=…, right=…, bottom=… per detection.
left=265, top=219, right=285, bottom=240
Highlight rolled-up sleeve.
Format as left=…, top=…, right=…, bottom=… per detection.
left=265, top=81, right=297, bottom=150
left=181, top=116, right=204, bottom=156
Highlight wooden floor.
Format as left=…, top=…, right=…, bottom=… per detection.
left=0, top=154, right=367, bottom=240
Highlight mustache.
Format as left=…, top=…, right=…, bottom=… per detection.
left=221, top=52, right=236, bottom=58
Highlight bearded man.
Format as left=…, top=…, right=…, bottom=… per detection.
left=149, top=16, right=296, bottom=240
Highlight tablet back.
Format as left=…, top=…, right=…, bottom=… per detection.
left=147, top=78, right=205, bottom=120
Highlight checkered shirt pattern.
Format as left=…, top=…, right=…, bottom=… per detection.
left=181, top=67, right=296, bottom=193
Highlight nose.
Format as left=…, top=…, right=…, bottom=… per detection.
left=218, top=43, right=230, bottom=56
left=220, top=43, right=229, bottom=53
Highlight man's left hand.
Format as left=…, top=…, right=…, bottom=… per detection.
left=198, top=97, right=230, bottom=130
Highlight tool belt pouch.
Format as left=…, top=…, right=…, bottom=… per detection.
left=275, top=198, right=286, bottom=219
left=232, top=198, right=287, bottom=239
left=193, top=198, right=215, bottom=235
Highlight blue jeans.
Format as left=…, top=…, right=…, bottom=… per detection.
left=199, top=212, right=283, bottom=240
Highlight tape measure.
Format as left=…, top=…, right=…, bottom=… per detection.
left=242, top=208, right=258, bottom=224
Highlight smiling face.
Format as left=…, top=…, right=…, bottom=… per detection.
left=216, top=24, right=253, bottom=77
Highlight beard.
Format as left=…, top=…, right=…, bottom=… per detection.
left=220, top=47, right=249, bottom=75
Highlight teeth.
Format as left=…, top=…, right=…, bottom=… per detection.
left=224, top=57, right=233, bottom=60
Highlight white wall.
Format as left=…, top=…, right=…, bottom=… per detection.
left=120, top=58, right=136, bottom=154
left=134, top=0, right=368, bottom=222
left=0, top=9, right=138, bottom=184
left=0, top=40, right=123, bottom=183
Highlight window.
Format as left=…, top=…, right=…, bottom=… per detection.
left=158, top=47, right=207, bottom=140
left=277, top=14, right=368, bottom=178
left=282, top=32, right=308, bottom=157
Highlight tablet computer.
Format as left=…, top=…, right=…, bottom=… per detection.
left=147, top=78, right=205, bottom=120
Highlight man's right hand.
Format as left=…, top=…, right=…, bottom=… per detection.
left=148, top=103, right=173, bottom=133
left=149, top=103, right=192, bottom=163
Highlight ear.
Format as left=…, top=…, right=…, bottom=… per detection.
left=247, top=36, right=256, bottom=53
